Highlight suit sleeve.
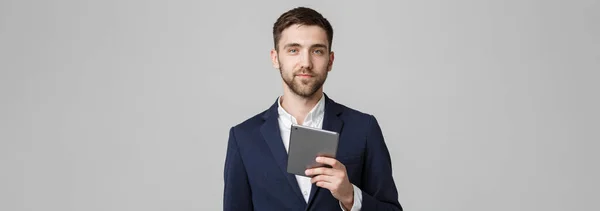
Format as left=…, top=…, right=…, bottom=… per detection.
left=223, top=127, right=253, bottom=211
left=360, top=115, right=403, bottom=210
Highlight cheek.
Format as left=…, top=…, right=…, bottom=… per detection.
left=278, top=56, right=291, bottom=67
left=313, top=57, right=330, bottom=69
left=280, top=62, right=293, bottom=72
left=279, top=63, right=295, bottom=76
left=281, top=60, right=300, bottom=71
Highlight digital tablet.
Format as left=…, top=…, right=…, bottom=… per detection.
left=286, top=124, right=339, bottom=177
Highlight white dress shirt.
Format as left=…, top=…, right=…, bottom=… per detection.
left=277, top=94, right=363, bottom=211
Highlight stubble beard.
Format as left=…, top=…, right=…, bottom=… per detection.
left=278, top=59, right=328, bottom=98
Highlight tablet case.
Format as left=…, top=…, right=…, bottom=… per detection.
left=286, top=124, right=339, bottom=177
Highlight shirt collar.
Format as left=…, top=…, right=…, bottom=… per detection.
left=277, top=93, right=325, bottom=126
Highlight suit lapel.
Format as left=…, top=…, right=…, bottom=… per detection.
left=260, top=100, right=306, bottom=203
left=306, top=93, right=344, bottom=209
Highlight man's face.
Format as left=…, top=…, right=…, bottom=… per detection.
left=271, top=24, right=334, bottom=98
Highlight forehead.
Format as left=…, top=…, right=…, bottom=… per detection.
left=279, top=24, right=329, bottom=48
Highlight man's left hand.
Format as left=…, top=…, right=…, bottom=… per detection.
left=305, top=156, right=354, bottom=209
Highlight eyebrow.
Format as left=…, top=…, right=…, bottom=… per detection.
left=283, top=43, right=328, bottom=49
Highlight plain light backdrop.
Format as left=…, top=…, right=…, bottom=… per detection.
left=1, top=0, right=599, bottom=210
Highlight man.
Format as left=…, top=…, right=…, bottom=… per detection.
left=223, top=7, right=402, bottom=211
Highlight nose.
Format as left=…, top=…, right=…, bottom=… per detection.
left=299, top=50, right=313, bottom=70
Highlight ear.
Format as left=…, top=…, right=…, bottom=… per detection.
left=270, top=48, right=280, bottom=69
left=327, top=51, right=335, bottom=72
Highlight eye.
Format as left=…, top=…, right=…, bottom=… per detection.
left=313, top=49, right=324, bottom=55
left=288, top=49, right=298, bottom=53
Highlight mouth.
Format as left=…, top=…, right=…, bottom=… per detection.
left=296, top=74, right=313, bottom=78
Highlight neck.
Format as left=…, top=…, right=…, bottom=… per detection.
left=280, top=88, right=324, bottom=125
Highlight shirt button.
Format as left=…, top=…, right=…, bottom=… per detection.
left=303, top=191, right=308, bottom=195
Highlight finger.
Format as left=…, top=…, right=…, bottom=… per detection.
left=310, top=174, right=336, bottom=184
left=315, top=180, right=335, bottom=190
left=316, top=156, right=343, bottom=169
left=305, top=167, right=337, bottom=176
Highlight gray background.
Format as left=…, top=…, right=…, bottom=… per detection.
left=1, top=0, right=598, bottom=210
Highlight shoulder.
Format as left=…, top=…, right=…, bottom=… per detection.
left=328, top=98, right=383, bottom=138
left=333, top=99, right=377, bottom=124
left=229, top=108, right=268, bottom=135
left=228, top=97, right=279, bottom=137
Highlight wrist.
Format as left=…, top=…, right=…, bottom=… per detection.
left=342, top=191, right=354, bottom=208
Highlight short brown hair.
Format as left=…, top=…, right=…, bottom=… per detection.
left=272, top=7, right=334, bottom=51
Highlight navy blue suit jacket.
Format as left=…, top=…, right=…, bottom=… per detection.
left=223, top=94, right=402, bottom=211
